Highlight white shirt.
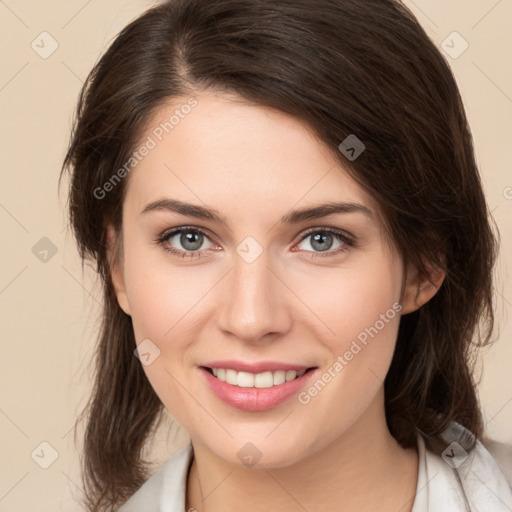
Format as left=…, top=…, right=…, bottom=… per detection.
left=118, top=423, right=512, bottom=511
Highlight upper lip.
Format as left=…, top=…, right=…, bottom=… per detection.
left=201, top=360, right=316, bottom=373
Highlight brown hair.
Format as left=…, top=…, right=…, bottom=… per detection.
left=60, top=0, right=499, bottom=510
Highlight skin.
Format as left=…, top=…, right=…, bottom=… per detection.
left=109, top=90, right=445, bottom=511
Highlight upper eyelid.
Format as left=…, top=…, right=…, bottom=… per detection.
left=161, top=225, right=217, bottom=243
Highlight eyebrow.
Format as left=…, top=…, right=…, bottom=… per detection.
left=140, top=198, right=373, bottom=226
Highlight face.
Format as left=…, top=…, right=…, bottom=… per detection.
left=109, top=91, right=431, bottom=468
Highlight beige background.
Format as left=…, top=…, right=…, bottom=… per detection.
left=0, top=0, right=511, bottom=510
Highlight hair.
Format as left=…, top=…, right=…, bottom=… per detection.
left=60, top=0, right=499, bottom=510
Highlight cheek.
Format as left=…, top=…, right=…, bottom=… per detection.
left=121, top=251, right=211, bottom=424
left=293, top=255, right=403, bottom=431
left=290, top=249, right=403, bottom=349
left=292, top=249, right=403, bottom=406
left=122, top=241, right=216, bottom=343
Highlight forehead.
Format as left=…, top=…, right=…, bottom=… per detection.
left=124, top=91, right=381, bottom=225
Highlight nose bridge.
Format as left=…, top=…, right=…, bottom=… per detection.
left=217, top=243, right=291, bottom=342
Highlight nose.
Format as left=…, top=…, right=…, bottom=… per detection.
left=216, top=250, right=293, bottom=344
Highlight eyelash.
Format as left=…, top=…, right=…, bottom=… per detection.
left=154, top=226, right=356, bottom=260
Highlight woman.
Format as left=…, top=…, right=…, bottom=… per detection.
left=60, top=0, right=512, bottom=511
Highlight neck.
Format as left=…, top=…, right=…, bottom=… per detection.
left=186, top=389, right=418, bottom=512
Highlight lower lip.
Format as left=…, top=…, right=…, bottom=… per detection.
left=200, top=367, right=317, bottom=412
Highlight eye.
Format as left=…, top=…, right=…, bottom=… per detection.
left=293, top=227, right=355, bottom=258
left=155, top=226, right=356, bottom=260
left=155, top=226, right=217, bottom=259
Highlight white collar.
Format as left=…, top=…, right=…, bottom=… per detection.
left=119, top=427, right=512, bottom=511
left=412, top=430, right=512, bottom=511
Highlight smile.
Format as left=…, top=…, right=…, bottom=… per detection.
left=200, top=364, right=318, bottom=412
left=207, top=367, right=307, bottom=388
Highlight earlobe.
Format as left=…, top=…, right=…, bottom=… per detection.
left=400, top=257, right=446, bottom=315
left=106, top=224, right=131, bottom=316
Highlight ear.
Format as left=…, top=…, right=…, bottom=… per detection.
left=106, top=224, right=131, bottom=316
left=400, top=256, right=446, bottom=315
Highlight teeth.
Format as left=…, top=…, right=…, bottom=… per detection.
left=286, top=370, right=297, bottom=381
left=273, top=370, right=286, bottom=385
left=226, top=369, right=238, bottom=385
left=237, top=371, right=254, bottom=387
left=210, top=367, right=308, bottom=388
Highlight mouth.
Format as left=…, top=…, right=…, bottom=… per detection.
left=199, top=364, right=318, bottom=411
left=201, top=366, right=317, bottom=388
